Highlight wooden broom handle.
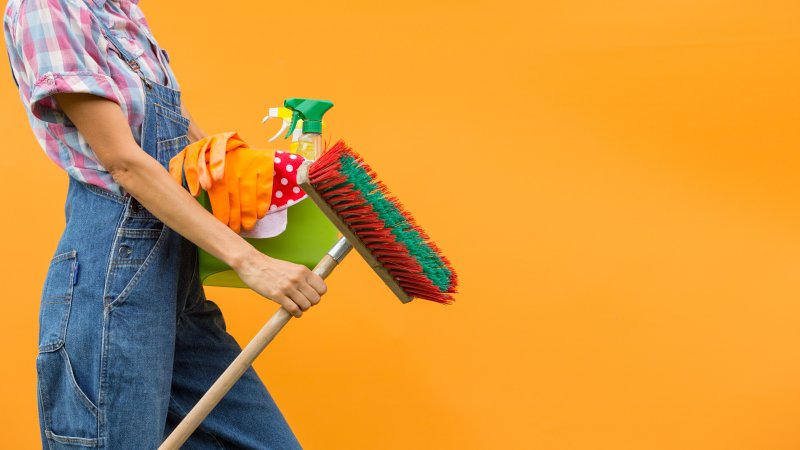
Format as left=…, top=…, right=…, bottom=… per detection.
left=159, top=237, right=352, bottom=450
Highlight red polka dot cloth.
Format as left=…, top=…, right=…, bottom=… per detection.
left=240, top=149, right=308, bottom=238
left=269, top=150, right=308, bottom=212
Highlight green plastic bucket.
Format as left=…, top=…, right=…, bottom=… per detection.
left=196, top=189, right=341, bottom=288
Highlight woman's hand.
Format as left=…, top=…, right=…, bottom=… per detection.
left=232, top=246, right=328, bottom=318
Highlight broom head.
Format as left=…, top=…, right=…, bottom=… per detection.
left=296, top=140, right=458, bottom=304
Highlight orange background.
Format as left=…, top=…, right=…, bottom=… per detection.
left=2, top=0, right=800, bottom=448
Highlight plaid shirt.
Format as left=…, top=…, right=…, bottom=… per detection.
left=3, top=0, right=180, bottom=195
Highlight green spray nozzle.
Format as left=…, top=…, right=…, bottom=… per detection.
left=283, top=98, right=334, bottom=139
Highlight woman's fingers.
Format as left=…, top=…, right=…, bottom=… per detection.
left=287, top=288, right=312, bottom=313
left=274, top=293, right=303, bottom=318
left=276, top=266, right=324, bottom=316
left=234, top=252, right=329, bottom=319
left=296, top=282, right=321, bottom=307
left=306, top=272, right=328, bottom=296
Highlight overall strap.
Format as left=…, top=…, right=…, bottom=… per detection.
left=79, top=0, right=152, bottom=88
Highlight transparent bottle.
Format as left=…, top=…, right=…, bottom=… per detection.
left=283, top=98, right=334, bottom=161
left=295, top=132, right=324, bottom=160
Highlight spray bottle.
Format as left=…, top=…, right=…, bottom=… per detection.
left=282, top=98, right=334, bottom=160
left=261, top=106, right=328, bottom=155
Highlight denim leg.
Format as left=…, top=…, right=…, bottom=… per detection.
left=100, top=230, right=182, bottom=448
left=165, top=286, right=303, bottom=450
left=99, top=292, right=177, bottom=448
left=36, top=247, right=105, bottom=449
left=92, top=226, right=185, bottom=448
left=36, top=183, right=186, bottom=449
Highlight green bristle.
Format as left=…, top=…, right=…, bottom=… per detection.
left=338, top=154, right=454, bottom=292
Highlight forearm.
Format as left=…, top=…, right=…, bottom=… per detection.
left=111, top=149, right=257, bottom=269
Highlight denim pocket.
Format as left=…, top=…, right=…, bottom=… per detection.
left=154, top=103, right=190, bottom=167
left=154, top=104, right=189, bottom=139
left=37, top=349, right=99, bottom=448
left=104, top=225, right=168, bottom=309
left=37, top=250, right=99, bottom=447
left=38, top=250, right=78, bottom=352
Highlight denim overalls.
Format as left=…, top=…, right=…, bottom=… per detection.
left=34, top=3, right=303, bottom=449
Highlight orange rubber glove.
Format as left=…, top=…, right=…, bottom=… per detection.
left=169, top=132, right=246, bottom=196
left=169, top=133, right=275, bottom=233
left=217, top=147, right=275, bottom=233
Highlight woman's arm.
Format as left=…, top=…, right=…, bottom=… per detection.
left=53, top=92, right=326, bottom=318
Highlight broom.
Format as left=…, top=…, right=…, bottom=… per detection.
left=160, top=140, right=458, bottom=449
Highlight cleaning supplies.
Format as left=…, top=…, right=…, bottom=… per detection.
left=238, top=207, right=287, bottom=239
left=169, top=132, right=245, bottom=196
left=262, top=106, right=328, bottom=155
left=282, top=98, right=334, bottom=160
left=160, top=138, right=458, bottom=449
left=217, top=146, right=276, bottom=233
left=304, top=140, right=457, bottom=303
left=194, top=98, right=339, bottom=288
left=169, top=134, right=307, bottom=233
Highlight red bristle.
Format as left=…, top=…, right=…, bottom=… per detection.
left=382, top=262, right=424, bottom=271
left=309, top=166, right=342, bottom=183
left=374, top=259, right=412, bottom=267
left=328, top=194, right=368, bottom=205
left=364, top=243, right=406, bottom=250
left=391, top=274, right=433, bottom=284
left=362, top=244, right=404, bottom=252
left=315, top=181, right=347, bottom=194
left=365, top=244, right=406, bottom=252
left=339, top=220, right=381, bottom=229
left=364, top=240, right=402, bottom=248
left=409, top=292, right=453, bottom=304
left=329, top=200, right=367, bottom=210
left=319, top=186, right=355, bottom=198
left=393, top=275, right=434, bottom=285
left=363, top=245, right=402, bottom=252
left=328, top=197, right=358, bottom=205
left=308, top=140, right=457, bottom=303
left=309, top=141, right=344, bottom=173
left=360, top=236, right=398, bottom=243
left=344, top=219, right=383, bottom=229
left=338, top=206, right=375, bottom=217
left=329, top=200, right=364, bottom=209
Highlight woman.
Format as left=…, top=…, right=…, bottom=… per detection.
left=3, top=0, right=326, bottom=448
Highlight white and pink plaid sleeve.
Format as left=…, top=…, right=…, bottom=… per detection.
left=9, top=0, right=124, bottom=124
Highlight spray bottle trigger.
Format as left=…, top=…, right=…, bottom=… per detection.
left=269, top=121, right=289, bottom=142
left=285, top=111, right=301, bottom=140
left=262, top=107, right=293, bottom=141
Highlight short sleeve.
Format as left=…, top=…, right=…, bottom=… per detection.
left=10, top=0, right=124, bottom=123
